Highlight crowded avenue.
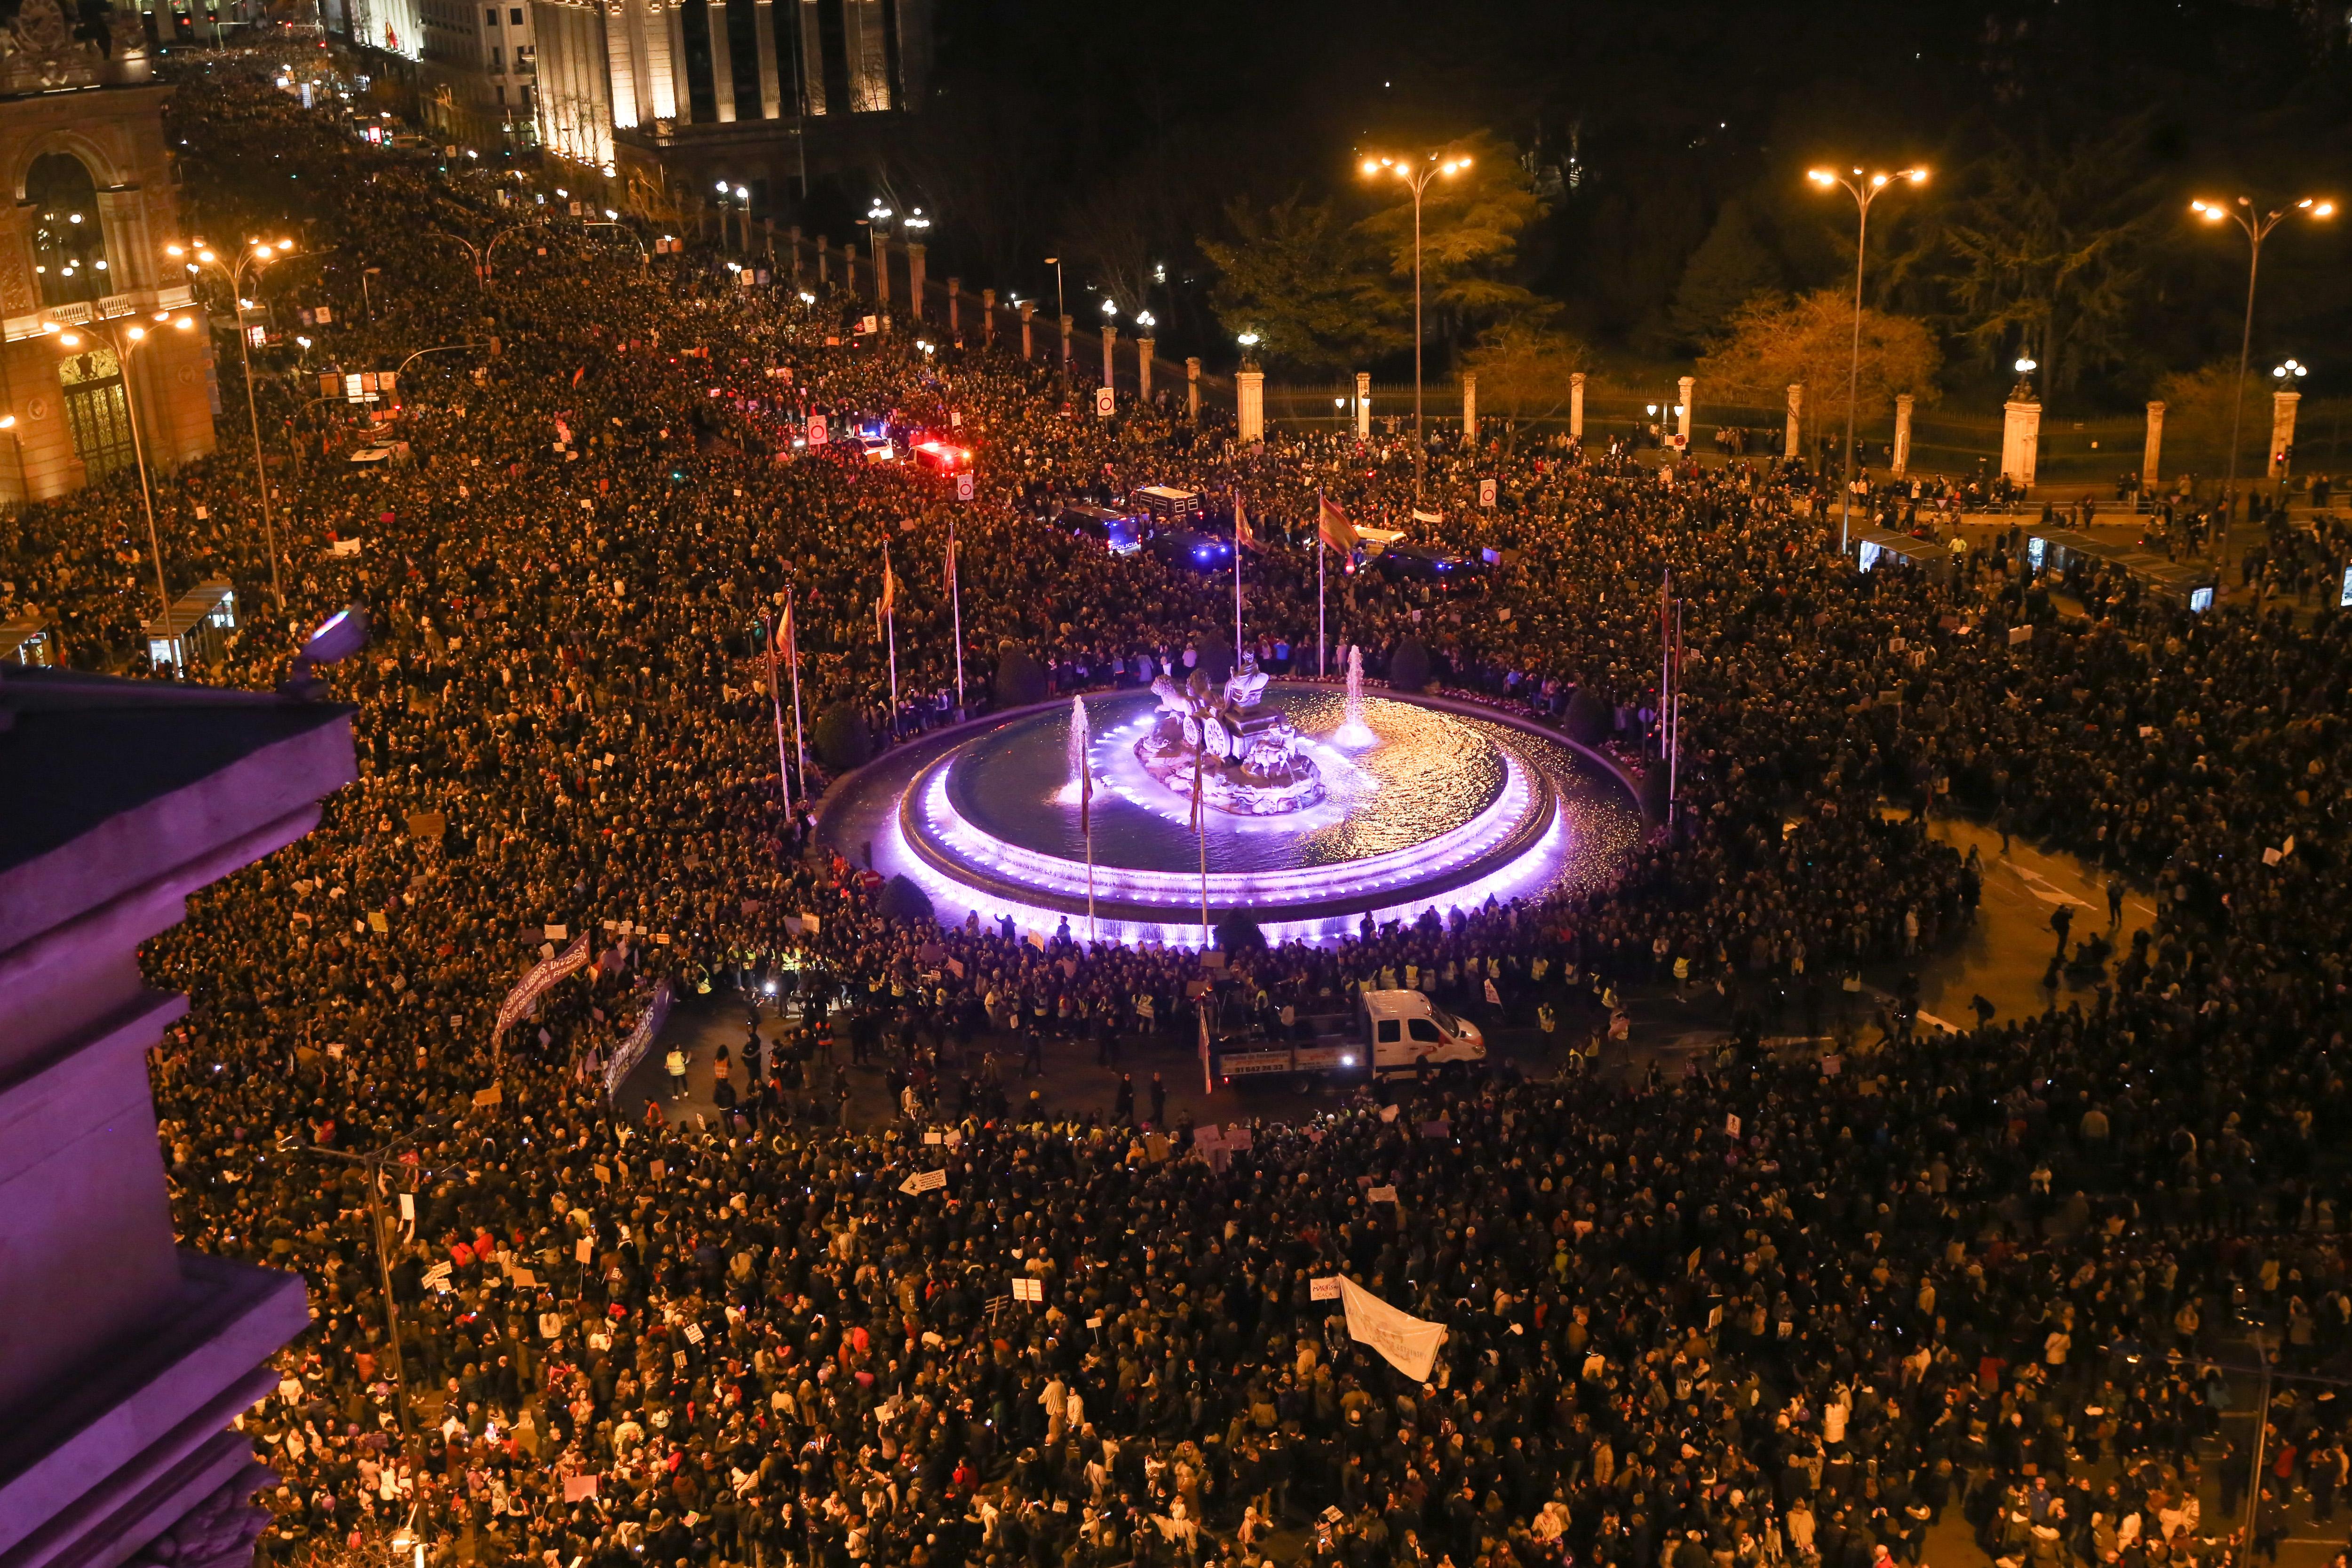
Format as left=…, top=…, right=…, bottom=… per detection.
left=13, top=74, right=2352, bottom=1568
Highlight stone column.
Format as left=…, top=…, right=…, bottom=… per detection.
left=871, top=236, right=889, bottom=306
left=788, top=225, right=801, bottom=278
left=2001, top=398, right=2042, bottom=488
left=1018, top=301, right=1033, bottom=359
left=1355, top=372, right=1372, bottom=439
left=1102, top=323, right=1117, bottom=388
left=906, top=244, right=926, bottom=320
left=1569, top=372, right=1586, bottom=441
left=2142, top=400, right=2165, bottom=490
left=1462, top=374, right=1477, bottom=446
left=2269, top=389, right=2302, bottom=478
left=982, top=289, right=997, bottom=348
left=1892, top=394, right=1915, bottom=478
left=1137, top=338, right=1154, bottom=402
left=843, top=247, right=857, bottom=295
left=946, top=278, right=959, bottom=338
left=707, top=0, right=737, bottom=121
left=1186, top=357, right=1201, bottom=422
left=1676, top=375, right=1695, bottom=444
left=1785, top=384, right=1803, bottom=460
left=816, top=235, right=828, bottom=287
left=1059, top=314, right=1073, bottom=370
left=1237, top=369, right=1265, bottom=444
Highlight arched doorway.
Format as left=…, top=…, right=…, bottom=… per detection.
left=57, top=343, right=135, bottom=479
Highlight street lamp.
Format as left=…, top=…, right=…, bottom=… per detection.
left=1359, top=148, right=1470, bottom=495
left=1099, top=298, right=1117, bottom=317
left=1043, top=255, right=1066, bottom=322
left=1807, top=164, right=1927, bottom=552
left=45, top=313, right=198, bottom=645
left=2191, top=194, right=2334, bottom=568
left=168, top=236, right=297, bottom=605
left=1237, top=330, right=1261, bottom=368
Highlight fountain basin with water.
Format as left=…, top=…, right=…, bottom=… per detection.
left=823, top=677, right=1643, bottom=945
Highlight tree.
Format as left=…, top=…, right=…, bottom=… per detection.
left=1198, top=193, right=1403, bottom=376
left=1460, top=321, right=1589, bottom=450
left=1695, top=289, right=1942, bottom=429
left=1925, top=119, right=2157, bottom=396
left=1669, top=199, right=1784, bottom=348
left=1353, top=130, right=1548, bottom=335
left=2152, top=362, right=2267, bottom=479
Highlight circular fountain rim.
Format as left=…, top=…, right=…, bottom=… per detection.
left=897, top=704, right=1560, bottom=926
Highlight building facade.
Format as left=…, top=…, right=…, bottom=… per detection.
left=531, top=0, right=928, bottom=219
left=0, top=666, right=353, bottom=1568
left=418, top=0, right=540, bottom=149
left=0, top=0, right=214, bottom=506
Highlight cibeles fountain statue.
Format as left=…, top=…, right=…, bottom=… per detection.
left=1139, top=653, right=1328, bottom=815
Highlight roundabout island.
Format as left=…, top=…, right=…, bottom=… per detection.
left=824, top=660, right=1644, bottom=946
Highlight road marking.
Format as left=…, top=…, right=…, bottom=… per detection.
left=2006, top=862, right=2094, bottom=907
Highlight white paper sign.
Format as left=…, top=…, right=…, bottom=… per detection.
left=899, top=1169, right=948, bottom=1195
left=1310, top=1276, right=1343, bottom=1301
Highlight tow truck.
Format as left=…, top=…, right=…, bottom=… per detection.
left=1209, top=989, right=1485, bottom=1089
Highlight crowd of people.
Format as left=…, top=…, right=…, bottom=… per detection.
left=10, top=68, right=2352, bottom=1568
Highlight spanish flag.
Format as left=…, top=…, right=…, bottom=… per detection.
left=1317, top=493, right=1358, bottom=553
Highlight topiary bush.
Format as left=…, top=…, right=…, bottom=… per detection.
left=1387, top=637, right=1431, bottom=692
left=813, top=702, right=874, bottom=772
left=995, top=641, right=1048, bottom=706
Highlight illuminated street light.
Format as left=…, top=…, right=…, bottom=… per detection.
left=2189, top=193, right=2335, bottom=569
left=48, top=313, right=195, bottom=636
left=1359, top=147, right=1471, bottom=493
left=172, top=235, right=299, bottom=603
left=1806, top=163, right=1928, bottom=553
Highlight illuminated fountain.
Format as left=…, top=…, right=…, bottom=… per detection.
left=1135, top=654, right=1326, bottom=816
left=828, top=670, right=1643, bottom=946
left=1053, top=694, right=1093, bottom=805
left=1332, top=645, right=1375, bottom=748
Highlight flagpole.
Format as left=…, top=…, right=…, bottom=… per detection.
left=883, top=540, right=900, bottom=744
left=1194, top=738, right=1208, bottom=949
left=948, top=517, right=966, bottom=715
left=1659, top=569, right=1671, bottom=764
left=1669, top=599, right=1683, bottom=835
left=1233, top=493, right=1244, bottom=660
left=1077, top=695, right=1097, bottom=945
left=763, top=606, right=792, bottom=812
left=1318, top=535, right=1327, bottom=681
left=786, top=584, right=807, bottom=787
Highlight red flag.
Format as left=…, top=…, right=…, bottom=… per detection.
left=1234, top=493, right=1260, bottom=551
left=780, top=597, right=800, bottom=669
left=571, top=365, right=586, bottom=386
left=1317, top=494, right=1358, bottom=553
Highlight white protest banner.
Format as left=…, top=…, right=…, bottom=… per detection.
left=494, top=931, right=593, bottom=1047
left=1338, top=1276, right=1447, bottom=1382
left=899, top=1169, right=948, bottom=1195
left=1367, top=1185, right=1398, bottom=1204
left=601, top=980, right=674, bottom=1102
left=1478, top=479, right=1497, bottom=509
left=1310, top=1276, right=1342, bottom=1301
left=1011, top=1277, right=1044, bottom=1303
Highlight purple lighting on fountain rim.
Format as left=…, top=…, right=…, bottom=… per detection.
left=908, top=743, right=1542, bottom=909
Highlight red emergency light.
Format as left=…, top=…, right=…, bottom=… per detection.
left=914, top=440, right=970, bottom=474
